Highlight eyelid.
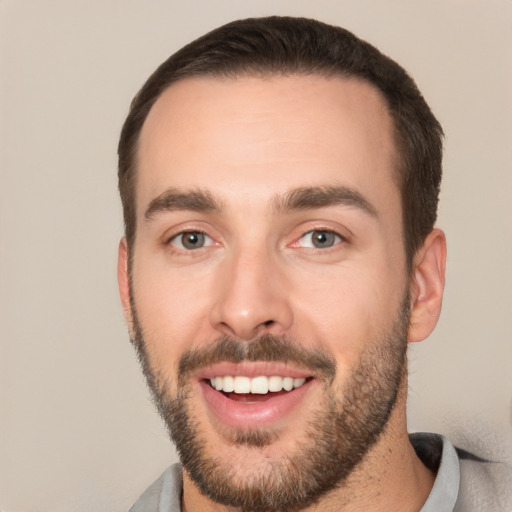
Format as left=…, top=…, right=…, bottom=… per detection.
left=161, top=219, right=218, bottom=243
left=166, top=229, right=206, bottom=243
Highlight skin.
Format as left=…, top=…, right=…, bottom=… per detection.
left=118, top=74, right=447, bottom=511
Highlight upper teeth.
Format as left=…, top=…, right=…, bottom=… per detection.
left=210, top=376, right=306, bottom=394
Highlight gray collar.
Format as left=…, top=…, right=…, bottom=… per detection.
left=411, top=433, right=460, bottom=511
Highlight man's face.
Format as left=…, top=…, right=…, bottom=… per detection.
left=124, top=75, right=411, bottom=510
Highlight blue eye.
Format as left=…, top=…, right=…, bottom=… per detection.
left=170, top=231, right=213, bottom=250
left=298, top=230, right=341, bottom=249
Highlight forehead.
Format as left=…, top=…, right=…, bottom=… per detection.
left=136, top=74, right=398, bottom=217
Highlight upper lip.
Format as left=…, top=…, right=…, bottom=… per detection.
left=194, top=361, right=312, bottom=380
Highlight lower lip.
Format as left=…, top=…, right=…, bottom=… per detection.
left=198, top=379, right=315, bottom=430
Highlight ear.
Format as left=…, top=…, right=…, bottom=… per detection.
left=408, top=228, right=447, bottom=343
left=117, top=237, right=134, bottom=334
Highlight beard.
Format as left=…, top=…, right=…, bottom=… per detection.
left=129, top=295, right=410, bottom=512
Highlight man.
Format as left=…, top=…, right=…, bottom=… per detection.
left=116, top=16, right=499, bottom=512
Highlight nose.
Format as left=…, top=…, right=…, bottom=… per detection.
left=209, top=247, right=293, bottom=340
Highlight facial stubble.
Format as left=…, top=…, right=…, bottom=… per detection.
left=129, top=294, right=410, bottom=512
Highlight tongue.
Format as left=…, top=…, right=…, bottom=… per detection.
left=225, top=390, right=290, bottom=402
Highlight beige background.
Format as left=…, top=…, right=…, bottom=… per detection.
left=1, top=1, right=511, bottom=511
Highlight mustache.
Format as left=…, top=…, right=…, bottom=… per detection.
left=178, top=333, right=336, bottom=386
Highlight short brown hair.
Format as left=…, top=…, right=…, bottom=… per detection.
left=118, top=16, right=443, bottom=266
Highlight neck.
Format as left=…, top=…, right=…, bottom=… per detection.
left=320, top=398, right=434, bottom=512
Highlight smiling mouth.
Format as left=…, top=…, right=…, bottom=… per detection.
left=196, top=361, right=318, bottom=428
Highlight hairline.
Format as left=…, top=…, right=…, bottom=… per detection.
left=128, top=69, right=410, bottom=263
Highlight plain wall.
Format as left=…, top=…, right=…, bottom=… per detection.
left=1, top=1, right=511, bottom=510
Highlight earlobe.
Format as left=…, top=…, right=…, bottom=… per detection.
left=117, top=237, right=134, bottom=334
left=408, top=228, right=447, bottom=343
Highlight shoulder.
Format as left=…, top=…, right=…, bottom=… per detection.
left=129, top=464, right=183, bottom=512
left=449, top=420, right=512, bottom=511
left=411, top=430, right=512, bottom=512
left=455, top=446, right=512, bottom=511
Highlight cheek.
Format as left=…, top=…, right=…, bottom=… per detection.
left=288, top=263, right=405, bottom=370
left=131, top=257, right=216, bottom=367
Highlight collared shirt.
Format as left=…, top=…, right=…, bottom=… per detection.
left=129, top=433, right=462, bottom=512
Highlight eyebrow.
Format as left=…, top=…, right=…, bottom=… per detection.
left=144, top=188, right=222, bottom=220
left=144, top=184, right=378, bottom=221
left=274, top=185, right=378, bottom=218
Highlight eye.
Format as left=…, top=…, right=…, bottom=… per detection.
left=297, top=230, right=342, bottom=249
left=169, top=231, right=214, bottom=250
